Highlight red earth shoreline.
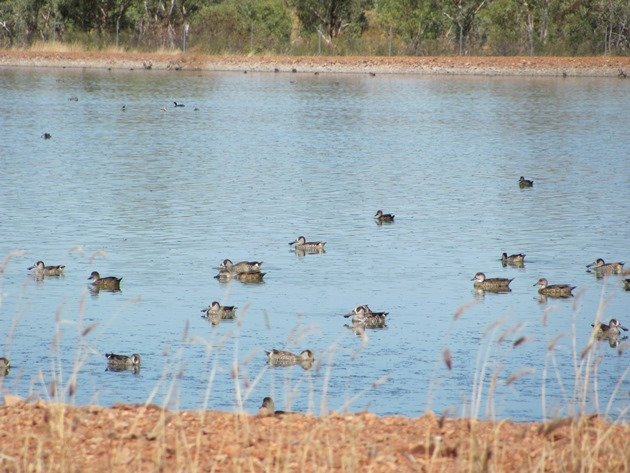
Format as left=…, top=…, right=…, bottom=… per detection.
left=0, top=399, right=628, bottom=472
left=1, top=50, right=629, bottom=77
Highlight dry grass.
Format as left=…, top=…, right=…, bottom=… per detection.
left=0, top=400, right=628, bottom=472
left=1, top=249, right=629, bottom=472
left=1, top=303, right=627, bottom=472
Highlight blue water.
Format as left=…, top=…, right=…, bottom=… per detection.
left=0, top=67, right=628, bottom=421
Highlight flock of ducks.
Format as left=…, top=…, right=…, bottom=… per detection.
left=4, top=177, right=628, bottom=416
left=471, top=255, right=627, bottom=344
left=4, top=210, right=396, bottom=380
left=467, top=177, right=628, bottom=347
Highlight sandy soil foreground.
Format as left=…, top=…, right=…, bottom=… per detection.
left=0, top=398, right=628, bottom=472
left=1, top=50, right=630, bottom=77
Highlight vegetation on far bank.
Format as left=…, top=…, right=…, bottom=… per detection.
left=0, top=0, right=628, bottom=57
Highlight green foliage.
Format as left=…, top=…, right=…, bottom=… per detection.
left=478, top=0, right=522, bottom=55
left=375, top=0, right=445, bottom=55
left=290, top=0, right=372, bottom=42
left=1, top=0, right=629, bottom=55
left=190, top=0, right=291, bottom=53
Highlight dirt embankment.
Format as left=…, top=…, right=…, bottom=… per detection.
left=0, top=399, right=628, bottom=472
left=1, top=50, right=629, bottom=77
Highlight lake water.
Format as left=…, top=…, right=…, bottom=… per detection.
left=0, top=67, right=628, bottom=421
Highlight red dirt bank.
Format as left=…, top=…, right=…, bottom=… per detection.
left=0, top=400, right=628, bottom=472
left=1, top=50, right=629, bottom=77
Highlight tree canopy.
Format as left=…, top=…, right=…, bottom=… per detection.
left=0, top=0, right=627, bottom=55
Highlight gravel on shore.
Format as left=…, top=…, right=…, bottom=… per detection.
left=1, top=50, right=629, bottom=77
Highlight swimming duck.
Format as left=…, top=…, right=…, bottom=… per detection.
left=586, top=258, right=624, bottom=276
left=534, top=278, right=575, bottom=297
left=88, top=271, right=122, bottom=290
left=219, top=259, right=262, bottom=273
left=289, top=236, right=326, bottom=251
left=472, top=272, right=513, bottom=292
left=105, top=353, right=141, bottom=368
left=374, top=210, right=395, bottom=223
left=591, top=319, right=628, bottom=339
left=28, top=261, right=65, bottom=276
left=265, top=349, right=314, bottom=367
left=501, top=253, right=525, bottom=265
left=623, top=279, right=630, bottom=291
left=41, top=133, right=52, bottom=139
left=519, top=176, right=534, bottom=188
left=344, top=305, right=388, bottom=327
left=0, top=357, right=8, bottom=376
left=173, top=102, right=185, bottom=107
left=201, top=301, right=237, bottom=325
left=257, top=397, right=285, bottom=416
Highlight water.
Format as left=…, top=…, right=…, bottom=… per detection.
left=0, top=67, right=628, bottom=421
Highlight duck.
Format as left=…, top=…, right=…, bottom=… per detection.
left=519, top=176, right=534, bottom=188
left=88, top=271, right=122, bottom=290
left=344, top=305, right=388, bottom=328
left=0, top=357, right=8, bottom=376
left=173, top=101, right=185, bottom=107
left=28, top=261, right=65, bottom=276
left=257, top=397, right=285, bottom=416
left=501, top=253, right=525, bottom=265
left=289, top=236, right=326, bottom=251
left=534, top=278, right=575, bottom=297
left=586, top=258, right=624, bottom=276
left=265, top=349, right=314, bottom=367
left=374, top=210, right=395, bottom=223
left=591, top=319, right=628, bottom=339
left=219, top=259, right=262, bottom=273
left=105, top=353, right=141, bottom=369
left=41, top=133, right=52, bottom=139
left=623, top=279, right=630, bottom=291
left=472, top=272, right=513, bottom=292
left=201, top=301, right=237, bottom=324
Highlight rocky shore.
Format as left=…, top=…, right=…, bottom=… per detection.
left=0, top=399, right=628, bottom=472
left=1, top=50, right=629, bottom=77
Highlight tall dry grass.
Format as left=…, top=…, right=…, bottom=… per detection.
left=1, top=250, right=628, bottom=472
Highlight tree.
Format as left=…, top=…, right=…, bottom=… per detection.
left=290, top=0, right=372, bottom=47
left=191, top=0, right=291, bottom=53
left=597, top=0, right=629, bottom=54
left=376, top=0, right=445, bottom=55
left=442, top=0, right=487, bottom=54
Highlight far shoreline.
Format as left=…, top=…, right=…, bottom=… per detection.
left=1, top=49, right=629, bottom=77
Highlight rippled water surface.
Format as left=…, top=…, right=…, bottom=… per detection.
left=1, top=67, right=628, bottom=421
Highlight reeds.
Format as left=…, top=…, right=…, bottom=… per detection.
left=1, top=251, right=629, bottom=472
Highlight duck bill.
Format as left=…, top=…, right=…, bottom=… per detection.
left=27, top=266, right=35, bottom=270
left=586, top=262, right=595, bottom=268
left=620, top=324, right=629, bottom=332
left=288, top=241, right=296, bottom=246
